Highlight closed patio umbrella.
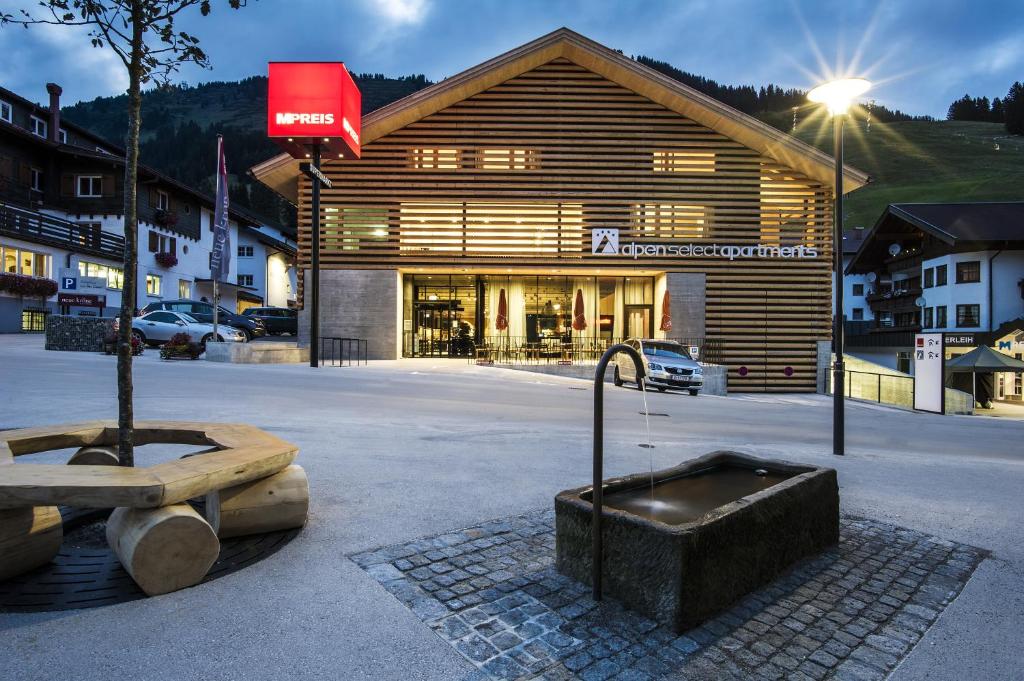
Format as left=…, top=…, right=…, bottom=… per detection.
left=495, top=288, right=508, bottom=331
left=572, top=289, right=587, bottom=331
left=659, top=289, right=672, bottom=332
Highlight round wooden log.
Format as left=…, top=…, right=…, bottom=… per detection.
left=206, top=464, right=309, bottom=539
left=0, top=506, right=63, bottom=581
left=106, top=504, right=219, bottom=596
left=68, top=446, right=119, bottom=466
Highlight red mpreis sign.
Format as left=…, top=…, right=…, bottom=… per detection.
left=267, top=62, right=361, bottom=159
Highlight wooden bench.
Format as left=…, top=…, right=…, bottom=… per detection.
left=0, top=421, right=307, bottom=596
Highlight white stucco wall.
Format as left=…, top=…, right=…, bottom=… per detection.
left=918, top=250, right=1024, bottom=332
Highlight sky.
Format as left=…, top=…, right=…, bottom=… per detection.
left=0, top=0, right=1021, bottom=118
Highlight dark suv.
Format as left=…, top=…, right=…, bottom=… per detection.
left=140, top=299, right=266, bottom=341
left=242, top=306, right=297, bottom=336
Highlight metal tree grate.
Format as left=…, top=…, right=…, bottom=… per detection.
left=0, top=507, right=301, bottom=612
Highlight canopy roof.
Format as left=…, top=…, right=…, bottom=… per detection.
left=251, top=28, right=869, bottom=204
left=946, top=345, right=1024, bottom=373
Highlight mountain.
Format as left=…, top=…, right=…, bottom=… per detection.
left=60, top=58, right=1024, bottom=234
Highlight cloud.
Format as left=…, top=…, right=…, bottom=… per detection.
left=365, top=0, right=430, bottom=25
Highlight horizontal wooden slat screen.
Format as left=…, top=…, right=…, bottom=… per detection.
left=298, top=58, right=834, bottom=391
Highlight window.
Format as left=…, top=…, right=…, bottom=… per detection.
left=30, top=168, right=43, bottom=192
left=76, top=175, right=103, bottom=198
left=178, top=279, right=191, bottom=298
left=936, top=305, right=947, bottom=328
left=935, top=264, right=947, bottom=286
left=1, top=244, right=49, bottom=277
left=237, top=245, right=254, bottom=257
left=652, top=150, right=715, bottom=173
left=759, top=172, right=817, bottom=246
left=478, top=149, right=538, bottom=170
left=411, top=148, right=459, bottom=169
left=923, top=307, right=934, bottom=329
left=956, top=304, right=980, bottom=327
left=956, top=261, right=981, bottom=284
left=852, top=308, right=864, bottom=321
left=0, top=100, right=11, bottom=124
left=79, top=260, right=123, bottom=289
left=58, top=128, right=67, bottom=144
left=852, top=283, right=864, bottom=296
left=922, top=268, right=934, bottom=288
left=147, top=231, right=176, bottom=254
left=237, top=274, right=254, bottom=287
left=146, top=274, right=162, bottom=297
left=632, top=204, right=706, bottom=239
left=30, top=115, right=47, bottom=138
left=156, top=190, right=170, bottom=211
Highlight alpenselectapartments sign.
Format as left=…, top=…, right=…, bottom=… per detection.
left=591, top=228, right=820, bottom=260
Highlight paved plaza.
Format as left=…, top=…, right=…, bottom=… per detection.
left=1, top=334, right=1022, bottom=680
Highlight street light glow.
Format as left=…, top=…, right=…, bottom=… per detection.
left=808, top=78, right=871, bottom=115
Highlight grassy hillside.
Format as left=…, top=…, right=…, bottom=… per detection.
left=768, top=116, right=1024, bottom=228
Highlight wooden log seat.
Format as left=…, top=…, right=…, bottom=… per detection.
left=0, top=506, right=63, bottom=581
left=206, top=464, right=309, bottom=539
left=106, top=504, right=220, bottom=596
left=68, top=446, right=119, bottom=466
left=0, top=421, right=305, bottom=593
left=0, top=421, right=299, bottom=509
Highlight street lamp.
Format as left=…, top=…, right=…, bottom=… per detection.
left=808, top=77, right=871, bottom=457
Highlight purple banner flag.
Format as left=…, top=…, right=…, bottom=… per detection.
left=210, top=135, right=231, bottom=281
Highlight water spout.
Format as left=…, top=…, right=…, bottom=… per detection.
left=592, top=342, right=646, bottom=601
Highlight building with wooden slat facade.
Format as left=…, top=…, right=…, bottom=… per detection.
left=253, top=29, right=868, bottom=391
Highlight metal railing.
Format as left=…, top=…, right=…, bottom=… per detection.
left=0, top=201, right=125, bottom=260
left=458, top=335, right=722, bottom=366
left=320, top=337, right=367, bottom=367
left=820, top=367, right=915, bottom=409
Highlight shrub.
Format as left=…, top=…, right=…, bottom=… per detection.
left=160, top=331, right=202, bottom=359
left=0, top=272, right=59, bottom=297
left=155, top=251, right=178, bottom=267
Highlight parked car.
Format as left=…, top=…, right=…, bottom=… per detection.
left=242, top=306, right=297, bottom=336
left=128, top=310, right=247, bottom=347
left=140, top=299, right=265, bottom=341
left=614, top=339, right=704, bottom=395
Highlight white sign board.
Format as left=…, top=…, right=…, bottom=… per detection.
left=60, top=269, right=106, bottom=291
left=913, top=333, right=945, bottom=414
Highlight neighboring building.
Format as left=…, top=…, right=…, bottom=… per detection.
left=254, top=29, right=869, bottom=391
left=845, top=202, right=1024, bottom=371
left=839, top=227, right=874, bottom=332
left=235, top=224, right=297, bottom=312
left=0, top=82, right=294, bottom=332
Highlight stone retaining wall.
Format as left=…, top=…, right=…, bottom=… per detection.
left=44, top=315, right=111, bottom=352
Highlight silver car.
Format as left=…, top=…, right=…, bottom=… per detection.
left=614, top=339, right=704, bottom=395
left=130, top=310, right=246, bottom=346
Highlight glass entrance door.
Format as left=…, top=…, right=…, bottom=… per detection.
left=625, top=305, right=653, bottom=339
left=413, top=302, right=452, bottom=357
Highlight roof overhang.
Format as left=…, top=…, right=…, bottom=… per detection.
left=252, top=28, right=870, bottom=204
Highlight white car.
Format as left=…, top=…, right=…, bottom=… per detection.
left=129, top=310, right=247, bottom=346
left=614, top=339, right=704, bottom=395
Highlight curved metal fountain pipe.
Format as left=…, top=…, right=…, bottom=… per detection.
left=592, top=343, right=646, bottom=601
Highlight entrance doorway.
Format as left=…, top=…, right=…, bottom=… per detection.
left=625, top=305, right=653, bottom=338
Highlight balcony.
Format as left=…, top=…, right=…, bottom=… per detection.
left=865, top=285, right=922, bottom=304
left=0, top=202, right=124, bottom=260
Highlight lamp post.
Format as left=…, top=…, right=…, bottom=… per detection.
left=808, top=77, right=871, bottom=456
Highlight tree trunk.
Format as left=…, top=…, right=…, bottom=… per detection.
left=116, top=7, right=145, bottom=468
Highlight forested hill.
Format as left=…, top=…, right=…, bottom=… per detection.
left=61, top=74, right=431, bottom=231
left=59, top=56, right=1020, bottom=234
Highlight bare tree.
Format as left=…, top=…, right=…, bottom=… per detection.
left=2, top=1, right=246, bottom=465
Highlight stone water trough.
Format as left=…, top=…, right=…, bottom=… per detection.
left=555, top=451, right=838, bottom=632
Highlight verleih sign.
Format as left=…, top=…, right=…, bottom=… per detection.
left=267, top=62, right=361, bottom=159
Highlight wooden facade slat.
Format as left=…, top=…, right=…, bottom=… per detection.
left=298, top=58, right=834, bottom=391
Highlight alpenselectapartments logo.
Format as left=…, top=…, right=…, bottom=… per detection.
left=591, top=227, right=619, bottom=255
left=589, top=228, right=819, bottom=260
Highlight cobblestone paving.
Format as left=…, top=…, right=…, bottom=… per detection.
left=351, top=511, right=985, bottom=681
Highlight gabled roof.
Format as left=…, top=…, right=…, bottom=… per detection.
left=252, top=27, right=869, bottom=203
left=846, top=202, right=1024, bottom=273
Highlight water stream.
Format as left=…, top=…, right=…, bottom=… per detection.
left=637, top=341, right=655, bottom=503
